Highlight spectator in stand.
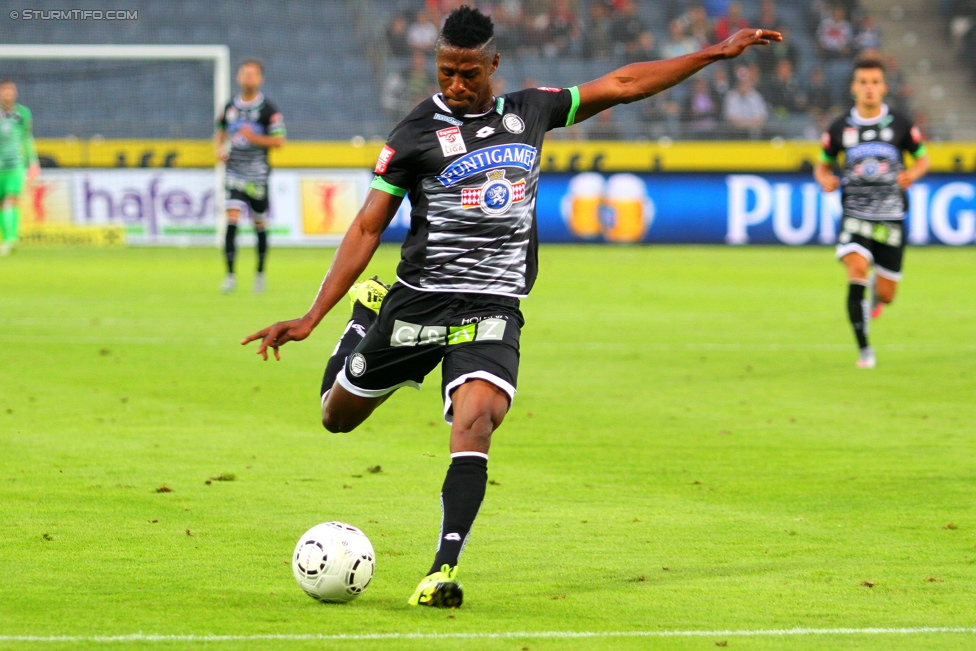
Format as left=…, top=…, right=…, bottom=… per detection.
left=853, top=14, right=881, bottom=52
left=684, top=75, right=722, bottom=137
left=626, top=31, right=660, bottom=63
left=684, top=4, right=715, bottom=48
left=714, top=2, right=749, bottom=42
left=387, top=12, right=412, bottom=57
left=757, top=0, right=778, bottom=31
left=610, top=0, right=647, bottom=58
left=765, top=59, right=807, bottom=116
left=404, top=51, right=436, bottom=108
left=407, top=9, right=440, bottom=52
left=544, top=0, right=582, bottom=58
left=757, top=23, right=798, bottom=81
left=581, top=1, right=614, bottom=59
left=817, top=4, right=855, bottom=105
left=492, top=0, right=528, bottom=56
left=805, top=67, right=834, bottom=113
left=660, top=19, right=699, bottom=59
left=723, top=66, right=768, bottom=138
left=703, top=0, right=730, bottom=19
left=712, top=65, right=731, bottom=95
left=642, top=88, right=683, bottom=138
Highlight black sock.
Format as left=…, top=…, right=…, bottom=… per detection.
left=847, top=282, right=869, bottom=350
left=320, top=303, right=377, bottom=396
left=256, top=227, right=268, bottom=273
left=429, top=454, right=488, bottom=575
left=224, top=223, right=237, bottom=274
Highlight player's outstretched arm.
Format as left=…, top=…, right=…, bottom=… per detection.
left=241, top=189, right=402, bottom=360
left=574, top=28, right=781, bottom=123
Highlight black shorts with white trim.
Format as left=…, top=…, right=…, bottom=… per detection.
left=336, top=283, right=523, bottom=423
left=835, top=216, right=906, bottom=281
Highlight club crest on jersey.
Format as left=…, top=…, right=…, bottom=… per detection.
left=226, top=107, right=238, bottom=122
left=436, top=143, right=537, bottom=186
left=502, top=113, right=525, bottom=134
left=880, top=127, right=894, bottom=141
left=461, top=169, right=526, bottom=215
left=843, top=128, right=859, bottom=147
left=436, top=126, right=467, bottom=157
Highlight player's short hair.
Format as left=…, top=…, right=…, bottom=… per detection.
left=437, top=5, right=496, bottom=60
left=238, top=58, right=264, bottom=74
left=0, top=79, right=14, bottom=87
left=853, top=57, right=885, bottom=75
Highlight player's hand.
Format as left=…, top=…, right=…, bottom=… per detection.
left=238, top=124, right=257, bottom=143
left=27, top=163, right=40, bottom=181
left=896, top=170, right=915, bottom=190
left=241, top=317, right=315, bottom=361
left=818, top=174, right=840, bottom=193
left=717, top=28, right=783, bottom=59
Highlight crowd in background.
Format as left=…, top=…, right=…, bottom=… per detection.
left=381, top=0, right=919, bottom=140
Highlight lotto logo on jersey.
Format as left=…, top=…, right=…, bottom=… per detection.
left=436, top=126, right=468, bottom=157
left=374, top=145, right=395, bottom=174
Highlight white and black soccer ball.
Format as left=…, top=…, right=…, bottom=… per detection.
left=292, top=522, right=375, bottom=603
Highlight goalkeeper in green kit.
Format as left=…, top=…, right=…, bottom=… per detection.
left=0, top=79, right=40, bottom=256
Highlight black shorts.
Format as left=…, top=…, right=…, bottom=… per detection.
left=336, top=283, right=523, bottom=423
left=225, top=180, right=269, bottom=217
left=835, top=216, right=905, bottom=281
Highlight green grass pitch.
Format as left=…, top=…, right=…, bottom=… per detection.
left=1, top=245, right=974, bottom=651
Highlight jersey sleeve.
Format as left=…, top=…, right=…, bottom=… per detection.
left=369, top=122, right=416, bottom=198
left=819, top=120, right=842, bottom=163
left=215, top=103, right=229, bottom=131
left=265, top=102, right=286, bottom=137
left=900, top=120, right=926, bottom=159
left=517, top=87, right=581, bottom=131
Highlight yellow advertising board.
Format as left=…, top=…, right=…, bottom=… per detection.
left=20, top=224, right=126, bottom=247
left=35, top=138, right=976, bottom=173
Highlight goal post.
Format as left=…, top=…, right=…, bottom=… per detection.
left=0, top=44, right=231, bottom=245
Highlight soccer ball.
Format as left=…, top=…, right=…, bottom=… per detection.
left=292, top=522, right=375, bottom=603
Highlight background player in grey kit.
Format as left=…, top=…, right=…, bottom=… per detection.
left=215, top=59, right=286, bottom=293
left=814, top=57, right=928, bottom=368
left=243, top=6, right=779, bottom=607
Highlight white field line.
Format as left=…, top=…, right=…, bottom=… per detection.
left=1, top=627, right=974, bottom=643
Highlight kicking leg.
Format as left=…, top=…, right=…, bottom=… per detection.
left=409, top=379, right=510, bottom=608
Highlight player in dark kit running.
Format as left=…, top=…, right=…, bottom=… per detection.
left=243, top=6, right=780, bottom=607
left=215, top=59, right=286, bottom=294
left=814, top=58, right=928, bottom=368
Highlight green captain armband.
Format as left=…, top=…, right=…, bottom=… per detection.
left=566, top=86, right=580, bottom=127
left=913, top=143, right=927, bottom=159
left=818, top=151, right=836, bottom=164
left=370, top=176, right=407, bottom=197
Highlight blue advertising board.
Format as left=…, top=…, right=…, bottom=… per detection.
left=383, top=173, right=976, bottom=246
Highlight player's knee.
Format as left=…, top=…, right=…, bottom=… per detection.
left=321, top=406, right=357, bottom=433
left=877, top=286, right=896, bottom=304
left=226, top=209, right=240, bottom=224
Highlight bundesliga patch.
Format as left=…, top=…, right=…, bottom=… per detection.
left=843, top=128, right=859, bottom=148
left=436, top=126, right=467, bottom=157
left=375, top=145, right=395, bottom=174
left=461, top=169, right=526, bottom=215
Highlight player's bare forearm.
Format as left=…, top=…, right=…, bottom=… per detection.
left=575, top=28, right=781, bottom=122
left=899, top=155, right=929, bottom=189
left=241, top=189, right=401, bottom=360
left=814, top=161, right=839, bottom=192
left=248, top=134, right=285, bottom=149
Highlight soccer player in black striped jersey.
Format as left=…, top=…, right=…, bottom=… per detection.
left=814, top=58, right=929, bottom=368
left=215, top=59, right=286, bottom=294
left=244, top=6, right=780, bottom=607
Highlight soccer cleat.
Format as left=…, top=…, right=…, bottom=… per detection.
left=870, top=302, right=884, bottom=320
left=349, top=276, right=389, bottom=315
left=220, top=273, right=237, bottom=293
left=857, top=346, right=876, bottom=369
left=253, top=272, right=266, bottom=294
left=407, top=564, right=463, bottom=608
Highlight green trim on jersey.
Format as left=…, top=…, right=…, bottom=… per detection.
left=370, top=176, right=407, bottom=197
left=819, top=151, right=836, bottom=163
left=913, top=143, right=927, bottom=159
left=495, top=97, right=505, bottom=115
left=566, top=86, right=580, bottom=127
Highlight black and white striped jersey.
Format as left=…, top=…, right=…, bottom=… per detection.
left=216, top=93, right=286, bottom=185
left=371, top=87, right=579, bottom=297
